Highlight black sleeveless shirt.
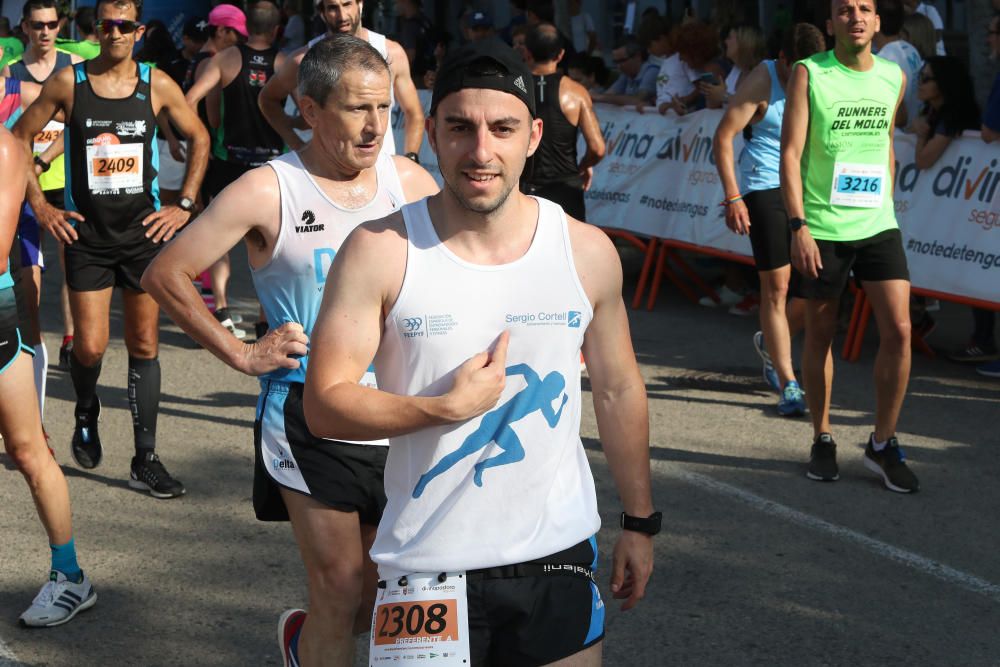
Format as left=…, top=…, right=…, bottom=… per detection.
left=65, top=62, right=159, bottom=248
left=8, top=50, right=73, bottom=84
left=213, top=43, right=284, bottom=165
left=183, top=51, right=213, bottom=137
left=524, top=73, right=581, bottom=187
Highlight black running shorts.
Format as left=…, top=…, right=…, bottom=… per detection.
left=463, top=538, right=606, bottom=666
left=253, top=380, right=388, bottom=524
left=64, top=236, right=161, bottom=292
left=744, top=187, right=792, bottom=272
left=0, top=243, right=35, bottom=374
left=522, top=181, right=587, bottom=221
left=798, top=228, right=910, bottom=300
left=202, top=159, right=254, bottom=202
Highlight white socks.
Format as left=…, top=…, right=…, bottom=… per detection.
left=33, top=342, right=47, bottom=420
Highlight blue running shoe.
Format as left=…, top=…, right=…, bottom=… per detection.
left=753, top=331, right=781, bottom=393
left=777, top=380, right=807, bottom=417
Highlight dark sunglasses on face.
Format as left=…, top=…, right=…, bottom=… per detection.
left=95, top=18, right=140, bottom=34
left=29, top=20, right=59, bottom=30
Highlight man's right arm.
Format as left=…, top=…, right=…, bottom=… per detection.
left=141, top=166, right=308, bottom=375
left=184, top=47, right=231, bottom=109
left=713, top=63, right=769, bottom=235
left=780, top=62, right=822, bottom=278
left=303, top=215, right=509, bottom=441
left=573, top=82, right=605, bottom=177
left=11, top=67, right=82, bottom=244
left=259, top=48, right=307, bottom=151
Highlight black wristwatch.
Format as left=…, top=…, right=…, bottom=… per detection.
left=788, top=217, right=807, bottom=232
left=621, top=511, right=662, bottom=536
left=33, top=155, right=50, bottom=172
left=404, top=151, right=420, bottom=164
left=178, top=196, right=196, bottom=212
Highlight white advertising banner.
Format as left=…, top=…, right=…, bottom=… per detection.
left=393, top=94, right=999, bottom=306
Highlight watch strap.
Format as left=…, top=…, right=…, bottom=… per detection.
left=620, top=511, right=662, bottom=535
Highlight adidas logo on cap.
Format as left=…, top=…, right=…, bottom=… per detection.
left=513, top=75, right=527, bottom=94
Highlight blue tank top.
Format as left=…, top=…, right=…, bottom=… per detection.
left=738, top=60, right=783, bottom=193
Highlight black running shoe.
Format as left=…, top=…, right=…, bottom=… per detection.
left=71, top=399, right=103, bottom=469
left=129, top=451, right=186, bottom=499
left=806, top=433, right=839, bottom=481
left=863, top=435, right=919, bottom=493
left=58, top=338, right=73, bottom=370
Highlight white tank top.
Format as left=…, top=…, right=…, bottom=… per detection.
left=253, top=151, right=404, bottom=445
left=370, top=197, right=600, bottom=578
left=296, top=30, right=396, bottom=155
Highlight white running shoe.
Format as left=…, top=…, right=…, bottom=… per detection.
left=699, top=285, right=743, bottom=308
left=19, top=570, right=97, bottom=627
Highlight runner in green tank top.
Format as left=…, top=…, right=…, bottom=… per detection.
left=780, top=0, right=919, bottom=493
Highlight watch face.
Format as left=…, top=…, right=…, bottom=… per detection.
left=179, top=198, right=194, bottom=211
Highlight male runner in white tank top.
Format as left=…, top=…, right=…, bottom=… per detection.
left=142, top=36, right=438, bottom=667
left=258, top=0, right=424, bottom=159
left=304, top=40, right=657, bottom=665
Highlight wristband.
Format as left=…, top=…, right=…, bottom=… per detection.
left=719, top=194, right=742, bottom=207
left=33, top=155, right=50, bottom=172
left=620, top=511, right=662, bottom=536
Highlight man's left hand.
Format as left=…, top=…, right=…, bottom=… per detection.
left=141, top=205, right=193, bottom=244
left=610, top=529, right=654, bottom=611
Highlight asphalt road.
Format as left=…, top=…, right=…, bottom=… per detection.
left=1, top=238, right=998, bottom=666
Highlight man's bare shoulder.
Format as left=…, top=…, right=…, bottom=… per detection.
left=392, top=155, right=440, bottom=201
left=567, top=216, right=616, bottom=256
left=561, top=75, right=592, bottom=105
left=217, top=44, right=244, bottom=72
left=566, top=216, right=622, bottom=285
left=355, top=209, right=408, bottom=245
left=383, top=37, right=406, bottom=63
left=46, top=63, right=77, bottom=91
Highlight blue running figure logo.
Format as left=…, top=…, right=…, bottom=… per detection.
left=412, top=364, right=569, bottom=498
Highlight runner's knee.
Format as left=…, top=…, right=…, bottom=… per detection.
left=72, top=341, right=105, bottom=367
left=5, top=434, right=50, bottom=481
left=123, top=331, right=158, bottom=359
left=880, top=316, right=911, bottom=350
left=307, top=559, right=365, bottom=617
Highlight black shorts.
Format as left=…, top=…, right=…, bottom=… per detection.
left=744, top=187, right=791, bottom=272
left=522, top=181, right=587, bottom=221
left=0, top=245, right=35, bottom=374
left=798, top=228, right=910, bottom=301
left=253, top=380, right=388, bottom=524
left=43, top=187, right=65, bottom=210
left=64, top=236, right=161, bottom=292
left=202, top=159, right=254, bottom=201
left=464, top=538, right=605, bottom=665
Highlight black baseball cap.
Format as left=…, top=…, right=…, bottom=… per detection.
left=430, top=37, right=536, bottom=118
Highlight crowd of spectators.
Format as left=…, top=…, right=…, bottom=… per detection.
left=0, top=0, right=996, bottom=376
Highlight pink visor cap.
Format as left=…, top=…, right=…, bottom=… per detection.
left=208, top=4, right=248, bottom=38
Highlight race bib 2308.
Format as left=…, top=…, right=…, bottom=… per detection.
left=370, top=572, right=470, bottom=666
